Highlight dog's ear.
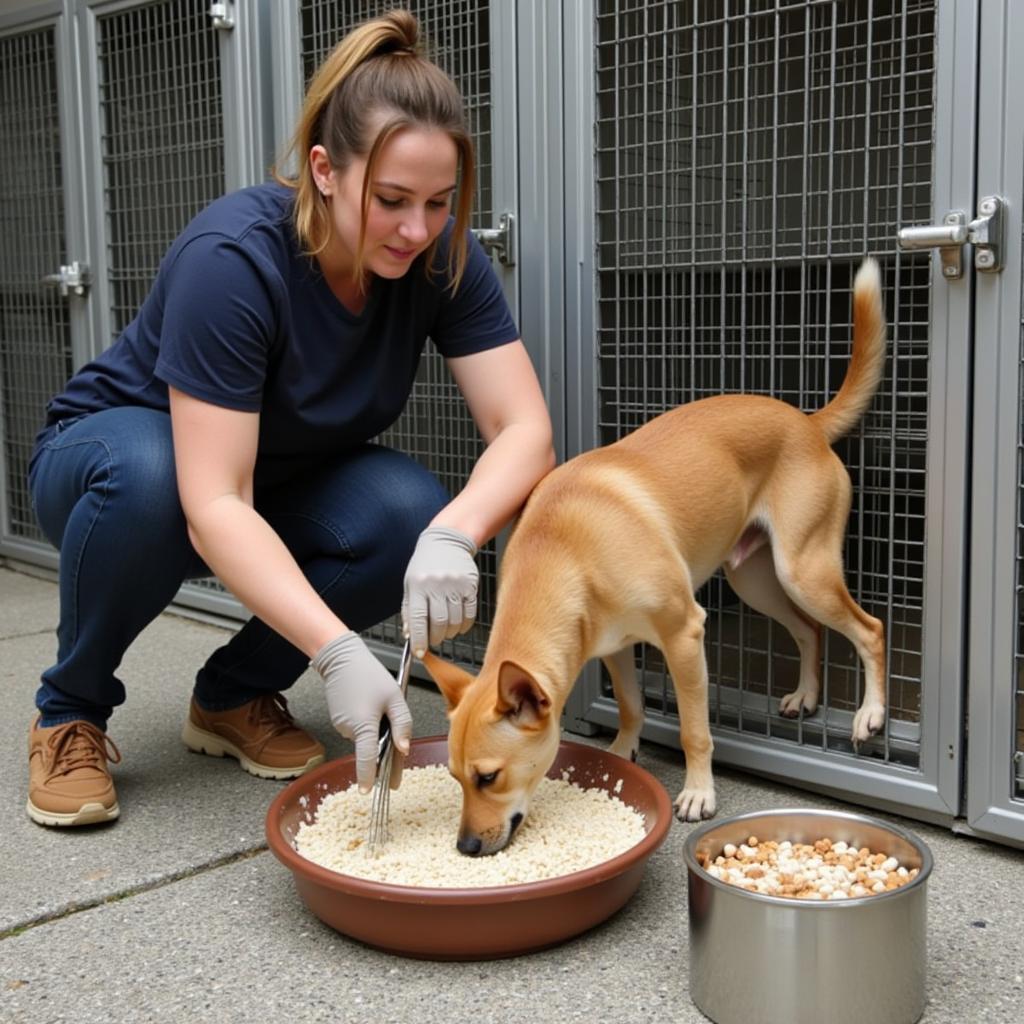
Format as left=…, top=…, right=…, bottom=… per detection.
left=496, top=660, right=551, bottom=729
left=420, top=650, right=476, bottom=711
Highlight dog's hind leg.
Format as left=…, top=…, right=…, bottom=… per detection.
left=772, top=534, right=886, bottom=747
left=603, top=646, right=643, bottom=762
left=657, top=601, right=716, bottom=822
left=724, top=544, right=823, bottom=720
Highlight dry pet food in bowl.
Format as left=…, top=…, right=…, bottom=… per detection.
left=295, top=764, right=646, bottom=886
left=684, top=808, right=933, bottom=1024
left=698, top=834, right=921, bottom=899
left=267, top=736, right=672, bottom=959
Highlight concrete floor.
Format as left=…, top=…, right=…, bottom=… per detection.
left=1, top=563, right=1022, bottom=1024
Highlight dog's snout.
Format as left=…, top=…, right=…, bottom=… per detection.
left=510, top=812, right=523, bottom=834
left=457, top=833, right=483, bottom=856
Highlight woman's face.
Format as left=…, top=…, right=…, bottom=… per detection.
left=311, top=126, right=458, bottom=281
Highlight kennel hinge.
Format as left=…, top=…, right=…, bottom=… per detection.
left=897, top=195, right=1005, bottom=279
left=471, top=212, right=515, bottom=266
left=40, top=261, right=91, bottom=298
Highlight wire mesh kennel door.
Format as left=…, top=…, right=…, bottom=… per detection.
left=0, top=9, right=81, bottom=565
left=562, top=0, right=977, bottom=828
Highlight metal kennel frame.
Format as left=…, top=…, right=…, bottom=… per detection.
left=964, top=0, right=1024, bottom=844
left=0, top=0, right=1020, bottom=846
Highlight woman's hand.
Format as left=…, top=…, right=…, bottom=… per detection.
left=401, top=526, right=479, bottom=657
left=312, top=632, right=412, bottom=792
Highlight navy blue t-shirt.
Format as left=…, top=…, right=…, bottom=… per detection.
left=44, top=182, right=519, bottom=479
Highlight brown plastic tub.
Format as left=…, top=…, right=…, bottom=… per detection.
left=266, top=736, right=672, bottom=960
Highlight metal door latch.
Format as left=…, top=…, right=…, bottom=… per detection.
left=897, top=195, right=1005, bottom=279
left=41, top=261, right=91, bottom=298
left=472, top=212, right=515, bottom=266
left=209, top=2, right=234, bottom=30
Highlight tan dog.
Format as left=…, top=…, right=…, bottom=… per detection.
left=424, top=259, right=887, bottom=856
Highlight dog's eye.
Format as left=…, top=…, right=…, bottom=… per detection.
left=476, top=770, right=499, bottom=788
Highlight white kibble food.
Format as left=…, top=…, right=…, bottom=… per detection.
left=295, top=764, right=646, bottom=888
left=698, top=835, right=919, bottom=901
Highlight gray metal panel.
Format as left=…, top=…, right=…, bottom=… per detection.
left=218, top=0, right=275, bottom=191
left=1, top=537, right=58, bottom=569
left=560, top=0, right=602, bottom=734
left=487, top=0, right=517, bottom=311
left=75, top=2, right=113, bottom=366
left=920, top=0, right=977, bottom=821
left=515, top=0, right=563, bottom=463
left=966, top=0, right=1024, bottom=847
left=566, top=0, right=970, bottom=826
left=516, top=0, right=588, bottom=724
left=0, top=2, right=62, bottom=33
left=270, top=0, right=303, bottom=178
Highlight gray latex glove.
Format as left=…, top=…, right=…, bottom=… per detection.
left=311, top=632, right=411, bottom=793
left=401, top=526, right=479, bottom=657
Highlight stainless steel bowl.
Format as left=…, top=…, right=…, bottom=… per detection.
left=684, top=808, right=932, bottom=1024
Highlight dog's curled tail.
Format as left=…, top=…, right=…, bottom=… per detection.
left=810, top=257, right=887, bottom=444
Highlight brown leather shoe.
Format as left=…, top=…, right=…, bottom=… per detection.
left=181, top=693, right=325, bottom=779
left=27, top=718, right=121, bottom=827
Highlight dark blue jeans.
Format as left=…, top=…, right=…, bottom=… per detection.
left=28, top=407, right=448, bottom=729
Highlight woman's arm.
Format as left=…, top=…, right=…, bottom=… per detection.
left=432, top=340, right=555, bottom=546
left=167, top=386, right=345, bottom=658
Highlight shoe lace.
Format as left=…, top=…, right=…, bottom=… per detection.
left=46, top=720, right=122, bottom=780
left=245, top=693, right=297, bottom=740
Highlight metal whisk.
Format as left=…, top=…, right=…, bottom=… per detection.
left=366, top=637, right=413, bottom=856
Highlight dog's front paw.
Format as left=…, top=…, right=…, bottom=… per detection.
left=608, top=735, right=640, bottom=762
left=851, top=702, right=886, bottom=747
left=674, top=785, right=716, bottom=822
left=779, top=688, right=819, bottom=719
